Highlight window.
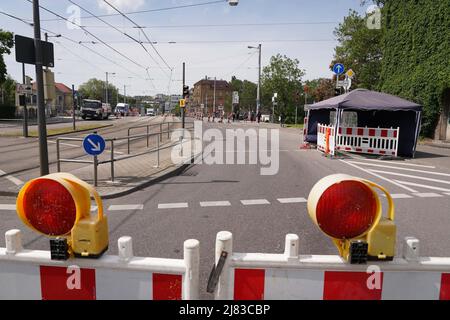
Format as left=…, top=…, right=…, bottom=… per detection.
left=330, top=111, right=358, bottom=127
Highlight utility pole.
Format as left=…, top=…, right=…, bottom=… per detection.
left=105, top=72, right=109, bottom=104
left=72, top=84, right=76, bottom=131
left=33, top=0, right=49, bottom=175
left=22, top=63, right=28, bottom=137
left=213, top=77, right=216, bottom=114
left=182, top=62, right=186, bottom=129
left=124, top=85, right=126, bottom=103
left=257, top=43, right=261, bottom=115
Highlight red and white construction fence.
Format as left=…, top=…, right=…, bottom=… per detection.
left=213, top=231, right=450, bottom=300
left=0, top=229, right=199, bottom=300
left=317, top=123, right=400, bottom=157
left=317, top=124, right=336, bottom=156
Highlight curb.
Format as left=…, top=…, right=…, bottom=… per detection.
left=419, top=142, right=450, bottom=150
left=0, top=124, right=113, bottom=138
left=101, top=162, right=193, bottom=199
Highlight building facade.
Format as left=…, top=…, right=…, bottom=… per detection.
left=191, top=78, right=231, bottom=115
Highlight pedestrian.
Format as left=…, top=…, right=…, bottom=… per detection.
left=257, top=111, right=261, bottom=123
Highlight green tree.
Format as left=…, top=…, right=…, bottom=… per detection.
left=78, top=78, right=119, bottom=106
left=229, top=76, right=257, bottom=114
left=261, top=54, right=305, bottom=123
left=311, top=78, right=335, bottom=102
left=0, top=29, right=14, bottom=84
left=1, top=75, right=16, bottom=105
left=331, top=9, right=383, bottom=90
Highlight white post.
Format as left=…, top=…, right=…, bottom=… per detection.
left=284, top=234, right=299, bottom=260
left=403, top=237, right=420, bottom=262
left=5, top=229, right=23, bottom=255
left=215, top=231, right=233, bottom=300
left=118, top=236, right=133, bottom=261
left=183, top=239, right=200, bottom=300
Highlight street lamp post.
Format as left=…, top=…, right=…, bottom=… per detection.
left=248, top=44, right=261, bottom=115
left=105, top=72, right=115, bottom=105
left=272, top=93, right=277, bottom=123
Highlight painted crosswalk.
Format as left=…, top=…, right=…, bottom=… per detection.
left=341, top=158, right=450, bottom=195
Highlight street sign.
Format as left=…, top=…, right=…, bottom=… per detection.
left=343, top=78, right=352, bottom=91
left=346, top=69, right=355, bottom=79
left=15, top=35, right=55, bottom=68
left=83, top=134, right=106, bottom=156
left=333, top=63, right=345, bottom=75
left=232, top=91, right=239, bottom=104
left=180, top=99, right=186, bottom=108
left=16, top=84, right=32, bottom=95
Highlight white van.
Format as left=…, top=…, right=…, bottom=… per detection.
left=146, top=108, right=155, bottom=116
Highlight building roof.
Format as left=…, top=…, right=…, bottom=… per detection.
left=308, top=89, right=422, bottom=112
left=55, top=83, right=72, bottom=94
left=194, top=79, right=230, bottom=89
left=31, top=82, right=72, bottom=94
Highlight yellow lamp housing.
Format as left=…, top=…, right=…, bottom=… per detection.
left=307, top=174, right=396, bottom=263
left=16, top=173, right=108, bottom=259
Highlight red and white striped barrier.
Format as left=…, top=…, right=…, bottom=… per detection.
left=213, top=232, right=450, bottom=300
left=335, top=126, right=400, bottom=156
left=317, top=123, right=335, bottom=156
left=0, top=229, right=199, bottom=300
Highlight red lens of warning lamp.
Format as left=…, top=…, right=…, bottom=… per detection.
left=308, top=174, right=396, bottom=263
left=22, top=179, right=77, bottom=236
left=16, top=173, right=108, bottom=259
left=315, top=180, right=378, bottom=239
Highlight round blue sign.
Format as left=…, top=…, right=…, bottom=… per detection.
left=333, top=63, right=345, bottom=75
left=83, top=134, right=106, bottom=156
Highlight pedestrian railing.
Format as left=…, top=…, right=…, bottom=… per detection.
left=56, top=121, right=196, bottom=187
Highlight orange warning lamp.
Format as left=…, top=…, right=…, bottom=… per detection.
left=16, top=173, right=108, bottom=260
left=307, top=174, right=396, bottom=263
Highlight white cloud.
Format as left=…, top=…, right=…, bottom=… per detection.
left=98, top=0, right=146, bottom=14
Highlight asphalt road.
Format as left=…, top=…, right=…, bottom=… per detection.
left=1, top=119, right=449, bottom=299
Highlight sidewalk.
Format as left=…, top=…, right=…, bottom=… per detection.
left=419, top=139, right=450, bottom=149
left=69, top=139, right=196, bottom=199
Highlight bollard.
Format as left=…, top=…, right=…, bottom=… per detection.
left=284, top=234, right=299, bottom=260
left=5, top=229, right=23, bottom=255
left=184, top=239, right=200, bottom=300
left=118, top=236, right=133, bottom=261
left=215, top=231, right=233, bottom=300
left=403, top=237, right=420, bottom=262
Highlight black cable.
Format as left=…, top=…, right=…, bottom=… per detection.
left=24, top=0, right=146, bottom=71
left=40, top=0, right=227, bottom=21
left=101, top=0, right=172, bottom=71
left=67, top=0, right=165, bottom=79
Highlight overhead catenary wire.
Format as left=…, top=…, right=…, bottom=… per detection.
left=1, top=9, right=151, bottom=85
left=24, top=0, right=146, bottom=71
left=101, top=0, right=172, bottom=72
left=67, top=0, right=167, bottom=79
left=40, top=0, right=227, bottom=21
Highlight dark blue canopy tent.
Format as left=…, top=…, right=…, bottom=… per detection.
left=305, top=89, right=423, bottom=157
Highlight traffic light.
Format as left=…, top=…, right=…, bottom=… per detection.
left=183, top=85, right=189, bottom=98
left=16, top=173, right=108, bottom=260
left=307, top=174, right=396, bottom=264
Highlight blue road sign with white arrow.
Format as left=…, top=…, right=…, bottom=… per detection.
left=333, top=63, right=345, bottom=75
left=83, top=134, right=106, bottom=156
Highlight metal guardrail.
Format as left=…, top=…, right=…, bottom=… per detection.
left=56, top=121, right=195, bottom=187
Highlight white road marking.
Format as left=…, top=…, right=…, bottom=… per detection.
left=158, top=202, right=189, bottom=209
left=339, top=160, right=418, bottom=193
left=0, top=204, right=16, bottom=210
left=200, top=201, right=231, bottom=207
left=412, top=193, right=443, bottom=198
left=353, top=158, right=436, bottom=169
left=108, top=205, right=144, bottom=211
left=368, top=169, right=450, bottom=185
left=346, top=161, right=450, bottom=177
left=392, top=180, right=450, bottom=192
left=241, top=199, right=270, bottom=205
left=48, top=140, right=80, bottom=148
left=0, top=169, right=24, bottom=186
left=381, top=193, right=413, bottom=199
left=277, top=197, right=307, bottom=203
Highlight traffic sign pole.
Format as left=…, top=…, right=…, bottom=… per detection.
left=182, top=62, right=186, bottom=129
left=33, top=0, right=49, bottom=176
left=22, top=63, right=28, bottom=138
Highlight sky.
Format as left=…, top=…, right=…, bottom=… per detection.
left=1, top=0, right=370, bottom=97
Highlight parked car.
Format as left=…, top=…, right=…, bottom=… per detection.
left=80, top=99, right=111, bottom=120
left=115, top=103, right=130, bottom=116
left=146, top=108, right=155, bottom=116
